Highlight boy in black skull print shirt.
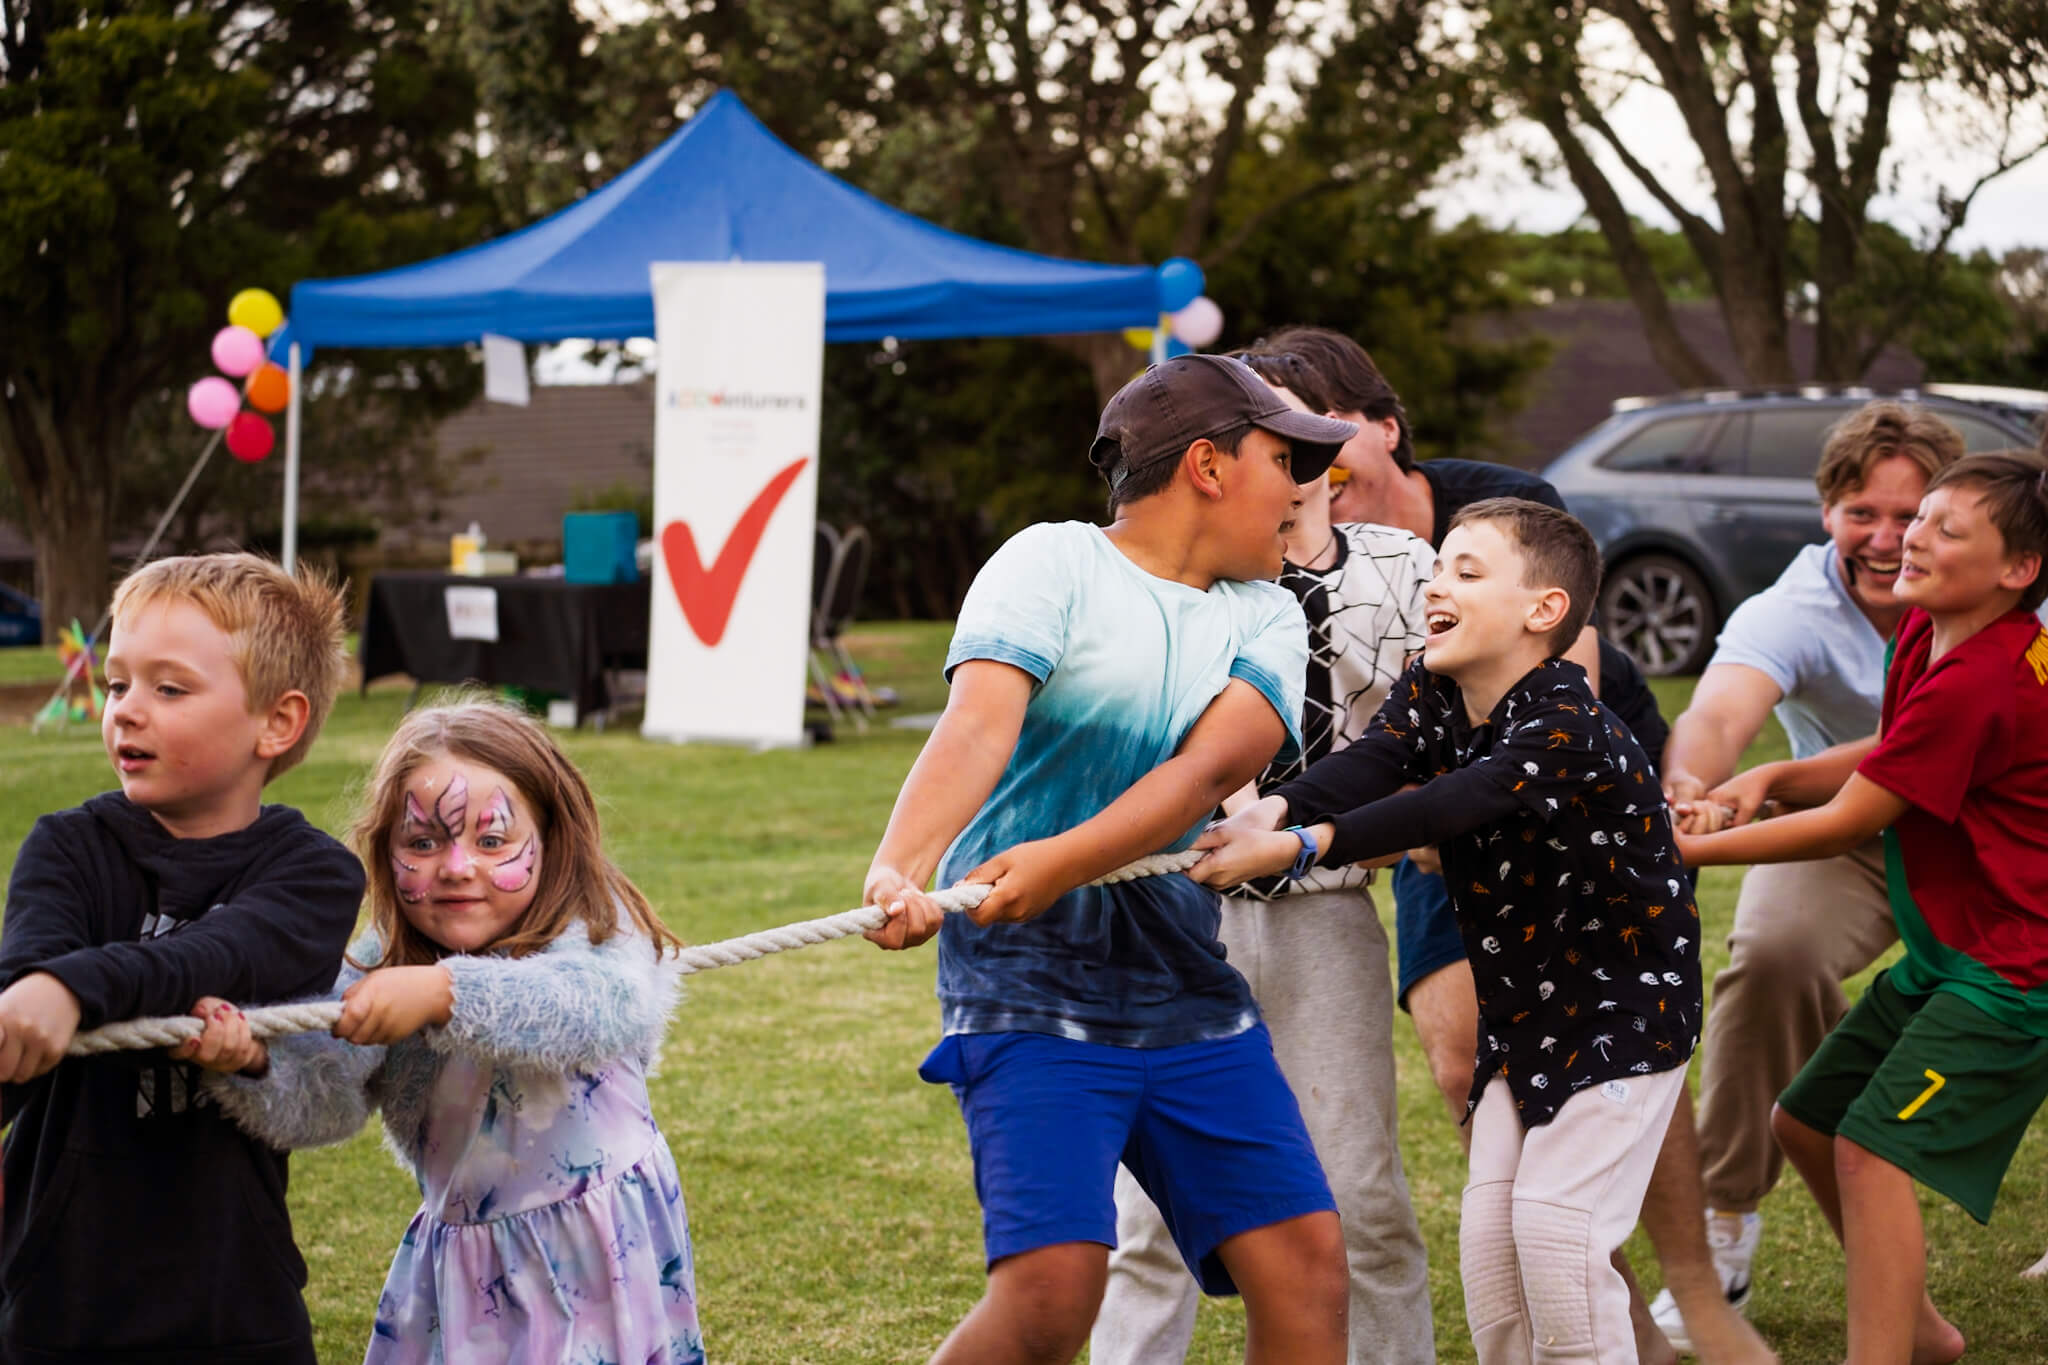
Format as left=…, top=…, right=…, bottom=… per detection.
left=1196, top=497, right=1699, bottom=1365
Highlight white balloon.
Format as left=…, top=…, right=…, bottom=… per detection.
left=1170, top=296, right=1224, bottom=349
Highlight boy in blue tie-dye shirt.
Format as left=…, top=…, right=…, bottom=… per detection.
left=863, top=354, right=1359, bottom=1365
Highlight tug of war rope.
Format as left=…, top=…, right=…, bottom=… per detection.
left=67, top=850, right=1206, bottom=1056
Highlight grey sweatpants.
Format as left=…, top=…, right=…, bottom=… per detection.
left=1090, top=887, right=1435, bottom=1364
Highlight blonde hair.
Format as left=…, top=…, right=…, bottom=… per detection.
left=1815, top=401, right=1964, bottom=507
left=354, top=697, right=682, bottom=966
left=109, top=553, right=349, bottom=780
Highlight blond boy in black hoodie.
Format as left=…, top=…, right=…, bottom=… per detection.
left=0, top=554, right=363, bottom=1365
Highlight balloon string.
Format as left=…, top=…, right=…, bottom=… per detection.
left=31, top=423, right=226, bottom=731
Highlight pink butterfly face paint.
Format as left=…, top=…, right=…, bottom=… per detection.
left=478, top=785, right=537, bottom=893
left=435, top=774, right=472, bottom=875
left=435, top=774, right=469, bottom=839
left=477, top=788, right=513, bottom=837
left=388, top=759, right=546, bottom=954
left=488, top=835, right=537, bottom=892
left=391, top=792, right=435, bottom=903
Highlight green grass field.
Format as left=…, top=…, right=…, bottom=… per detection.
left=0, top=645, right=65, bottom=687
left=3, top=624, right=2046, bottom=1360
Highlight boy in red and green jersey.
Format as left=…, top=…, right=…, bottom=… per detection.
left=1860, top=604, right=2048, bottom=1017
left=1678, top=451, right=2048, bottom=1365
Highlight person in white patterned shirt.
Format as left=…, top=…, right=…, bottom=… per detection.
left=1092, top=350, right=1438, bottom=1364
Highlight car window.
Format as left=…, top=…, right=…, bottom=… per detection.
left=1742, top=406, right=1849, bottom=479
left=1945, top=412, right=2028, bottom=452
left=1598, top=414, right=1728, bottom=472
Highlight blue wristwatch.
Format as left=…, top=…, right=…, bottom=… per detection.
left=1283, top=825, right=1318, bottom=881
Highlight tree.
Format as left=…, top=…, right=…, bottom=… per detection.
left=722, top=1, right=1546, bottom=613
left=1504, top=222, right=2048, bottom=397
left=553, top=1, right=1550, bottom=615
left=1465, top=0, right=2048, bottom=385
left=1902, top=245, right=2048, bottom=392
left=580, top=0, right=1497, bottom=398
left=1498, top=224, right=1714, bottom=306
left=0, top=0, right=500, bottom=639
left=814, top=199, right=1553, bottom=618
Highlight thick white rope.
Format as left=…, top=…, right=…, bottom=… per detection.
left=67, top=1001, right=349, bottom=1055
left=66, top=848, right=1206, bottom=1056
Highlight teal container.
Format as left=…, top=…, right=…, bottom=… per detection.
left=563, top=510, right=640, bottom=584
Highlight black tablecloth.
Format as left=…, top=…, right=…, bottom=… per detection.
left=359, top=572, right=650, bottom=717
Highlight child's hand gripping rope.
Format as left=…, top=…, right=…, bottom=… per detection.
left=64, top=849, right=1209, bottom=1056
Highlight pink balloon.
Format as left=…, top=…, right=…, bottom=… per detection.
left=211, top=325, right=265, bottom=377
left=186, top=376, right=241, bottom=429
left=1169, top=296, right=1225, bottom=349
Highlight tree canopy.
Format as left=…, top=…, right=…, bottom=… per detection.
left=0, top=0, right=502, bottom=634
left=14, top=0, right=2037, bottom=633
left=597, top=0, right=1547, bottom=613
left=1459, top=0, right=2048, bottom=384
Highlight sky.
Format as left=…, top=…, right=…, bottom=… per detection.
left=1425, top=80, right=2048, bottom=256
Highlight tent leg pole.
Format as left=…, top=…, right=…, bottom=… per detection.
left=283, top=342, right=303, bottom=573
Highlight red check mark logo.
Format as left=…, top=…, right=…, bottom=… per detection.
left=660, top=457, right=809, bottom=647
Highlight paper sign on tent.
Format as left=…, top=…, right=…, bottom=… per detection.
left=481, top=333, right=530, bottom=406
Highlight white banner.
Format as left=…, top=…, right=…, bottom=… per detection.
left=643, top=262, right=825, bottom=747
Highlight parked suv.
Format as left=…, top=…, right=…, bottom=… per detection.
left=1545, top=384, right=2047, bottom=675
left=0, top=583, right=40, bottom=647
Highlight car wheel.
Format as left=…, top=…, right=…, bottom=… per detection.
left=1599, top=554, right=1717, bottom=676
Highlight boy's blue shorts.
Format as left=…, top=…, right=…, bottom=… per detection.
left=919, top=1022, right=1334, bottom=1295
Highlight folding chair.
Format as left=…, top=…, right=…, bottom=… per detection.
left=807, top=523, right=852, bottom=730
left=818, top=525, right=877, bottom=721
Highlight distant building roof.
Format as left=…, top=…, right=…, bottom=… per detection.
left=1482, top=298, right=1925, bottom=469
left=384, top=380, right=654, bottom=552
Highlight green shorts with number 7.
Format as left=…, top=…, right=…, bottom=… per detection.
left=1777, top=968, right=2048, bottom=1223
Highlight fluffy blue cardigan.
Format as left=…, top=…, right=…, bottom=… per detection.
left=207, top=922, right=682, bottom=1172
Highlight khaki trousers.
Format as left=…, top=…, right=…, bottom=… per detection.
left=1461, top=1067, right=1687, bottom=1364
left=1694, top=842, right=1896, bottom=1212
left=1090, top=888, right=1435, bottom=1364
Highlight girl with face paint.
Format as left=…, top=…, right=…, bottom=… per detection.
left=191, top=699, right=703, bottom=1365
left=387, top=762, right=545, bottom=952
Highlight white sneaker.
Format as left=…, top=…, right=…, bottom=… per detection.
left=1648, top=1211, right=1762, bottom=1354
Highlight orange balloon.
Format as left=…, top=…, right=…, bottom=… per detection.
left=245, top=362, right=290, bottom=413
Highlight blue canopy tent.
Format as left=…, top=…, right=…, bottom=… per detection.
left=271, top=90, right=1199, bottom=564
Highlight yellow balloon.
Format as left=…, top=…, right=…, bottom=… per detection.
left=227, top=288, right=284, bottom=338
left=1123, top=327, right=1154, bottom=352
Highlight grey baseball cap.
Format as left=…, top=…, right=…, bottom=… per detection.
left=1090, top=353, right=1359, bottom=490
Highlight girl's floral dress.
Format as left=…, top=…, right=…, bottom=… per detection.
left=211, top=922, right=701, bottom=1364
